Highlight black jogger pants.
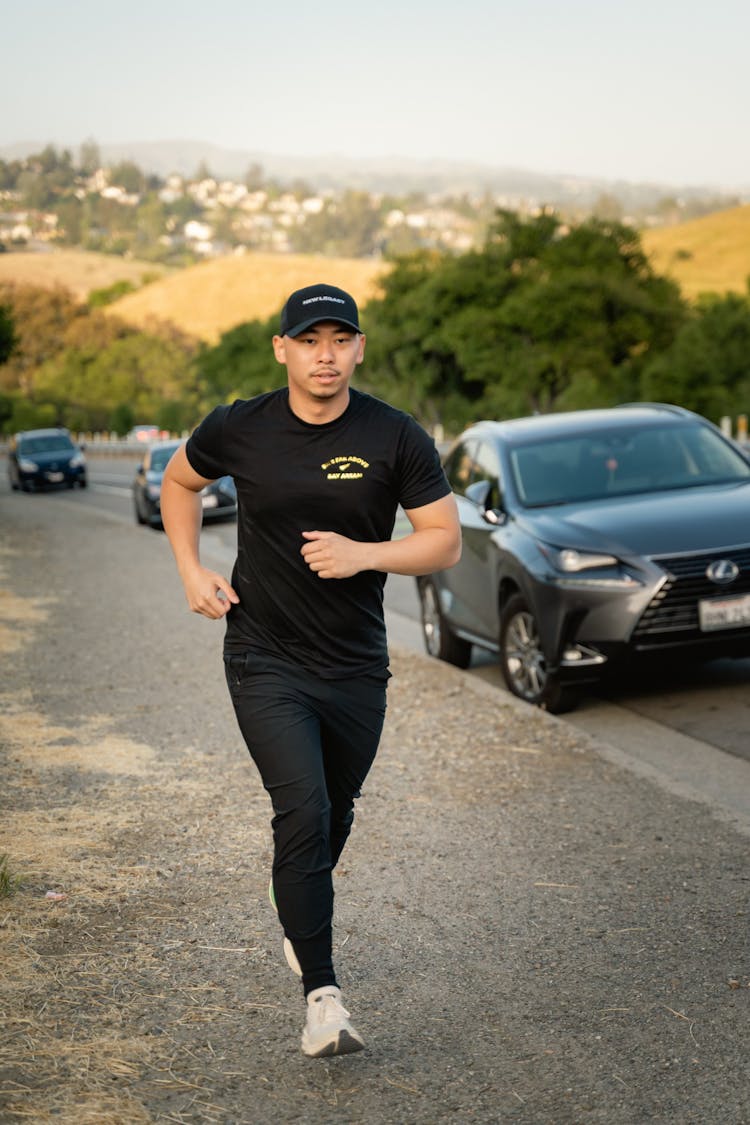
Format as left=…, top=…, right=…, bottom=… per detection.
left=225, top=652, right=387, bottom=995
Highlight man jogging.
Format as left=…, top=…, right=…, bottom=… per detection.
left=161, top=283, right=461, bottom=1057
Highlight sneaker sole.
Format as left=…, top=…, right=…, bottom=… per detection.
left=284, top=936, right=302, bottom=978
left=303, top=1029, right=365, bottom=1058
left=270, top=879, right=303, bottom=977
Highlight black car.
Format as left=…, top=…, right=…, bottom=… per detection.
left=417, top=404, right=750, bottom=712
left=8, top=428, right=87, bottom=491
left=133, top=439, right=237, bottom=528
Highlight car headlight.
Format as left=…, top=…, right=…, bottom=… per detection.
left=547, top=547, right=619, bottom=572
left=538, top=544, right=641, bottom=588
left=18, top=458, right=38, bottom=471
left=146, top=483, right=162, bottom=499
left=70, top=453, right=86, bottom=468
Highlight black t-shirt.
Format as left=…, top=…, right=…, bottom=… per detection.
left=185, top=387, right=450, bottom=677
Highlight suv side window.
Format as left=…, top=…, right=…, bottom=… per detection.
left=444, top=441, right=478, bottom=496
left=472, top=440, right=503, bottom=510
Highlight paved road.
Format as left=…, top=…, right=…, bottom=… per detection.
left=85, top=455, right=750, bottom=752
left=3, top=459, right=750, bottom=1125
left=8, top=453, right=750, bottom=831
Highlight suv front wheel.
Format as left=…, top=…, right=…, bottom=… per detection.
left=499, top=593, right=577, bottom=713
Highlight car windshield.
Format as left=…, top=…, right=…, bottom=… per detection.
left=19, top=435, right=75, bottom=454
left=149, top=446, right=180, bottom=472
left=510, top=421, right=750, bottom=507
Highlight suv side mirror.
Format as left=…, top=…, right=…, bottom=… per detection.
left=465, top=479, right=506, bottom=525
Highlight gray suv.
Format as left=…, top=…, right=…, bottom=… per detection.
left=417, top=404, right=750, bottom=711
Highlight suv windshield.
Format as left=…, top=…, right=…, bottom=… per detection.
left=19, top=435, right=75, bottom=455
left=510, top=422, right=750, bottom=507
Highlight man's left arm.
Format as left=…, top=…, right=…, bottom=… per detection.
left=300, top=494, right=461, bottom=579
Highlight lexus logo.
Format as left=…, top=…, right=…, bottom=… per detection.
left=706, top=559, right=739, bottom=585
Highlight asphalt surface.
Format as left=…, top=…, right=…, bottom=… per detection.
left=1, top=486, right=749, bottom=1124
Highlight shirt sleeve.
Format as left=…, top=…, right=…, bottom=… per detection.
left=185, top=405, right=230, bottom=479
left=397, top=416, right=451, bottom=510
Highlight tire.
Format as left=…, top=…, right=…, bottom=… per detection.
left=134, top=499, right=146, bottom=525
left=78, top=478, right=87, bottom=489
left=418, top=578, right=472, bottom=669
left=499, top=592, right=577, bottom=713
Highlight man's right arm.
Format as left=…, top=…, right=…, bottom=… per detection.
left=161, top=445, right=239, bottom=619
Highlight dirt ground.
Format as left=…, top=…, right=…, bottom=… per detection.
left=1, top=490, right=748, bottom=1124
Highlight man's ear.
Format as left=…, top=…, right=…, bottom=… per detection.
left=272, top=335, right=286, bottom=365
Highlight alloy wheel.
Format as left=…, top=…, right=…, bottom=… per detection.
left=503, top=609, right=548, bottom=701
left=420, top=581, right=442, bottom=658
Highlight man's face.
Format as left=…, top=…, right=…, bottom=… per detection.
left=273, top=321, right=366, bottom=407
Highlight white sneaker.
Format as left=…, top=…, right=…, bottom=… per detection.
left=268, top=877, right=302, bottom=978
left=301, top=986, right=365, bottom=1058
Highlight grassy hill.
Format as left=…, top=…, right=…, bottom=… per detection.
left=106, top=252, right=389, bottom=342
left=641, top=204, right=750, bottom=300
left=0, top=248, right=168, bottom=301
left=5, top=208, right=747, bottom=343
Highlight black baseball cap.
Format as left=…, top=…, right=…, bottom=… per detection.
left=279, top=283, right=361, bottom=338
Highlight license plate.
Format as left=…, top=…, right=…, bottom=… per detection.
left=47, top=471, right=64, bottom=482
left=201, top=493, right=218, bottom=509
left=698, top=593, right=750, bottom=631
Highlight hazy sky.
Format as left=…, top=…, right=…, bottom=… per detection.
left=4, top=0, right=749, bottom=188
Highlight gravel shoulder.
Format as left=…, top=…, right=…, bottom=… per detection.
left=1, top=489, right=748, bottom=1124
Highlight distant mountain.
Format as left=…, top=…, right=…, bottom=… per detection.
left=2, top=138, right=743, bottom=210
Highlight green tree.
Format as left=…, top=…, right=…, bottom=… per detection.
left=56, top=196, right=84, bottom=243
left=195, top=315, right=278, bottom=405
left=133, top=194, right=168, bottom=255
left=641, top=289, right=750, bottom=420
left=0, top=303, right=15, bottom=365
left=110, top=160, right=146, bottom=194
left=0, top=283, right=81, bottom=393
left=79, top=138, right=101, bottom=174
left=292, top=191, right=382, bottom=257
left=0, top=391, right=13, bottom=431
left=34, top=331, right=196, bottom=432
left=6, top=398, right=58, bottom=432
left=364, top=212, right=686, bottom=431
left=88, top=279, right=136, bottom=307
left=0, top=158, right=21, bottom=191
left=16, top=168, right=52, bottom=210
left=110, top=401, right=135, bottom=436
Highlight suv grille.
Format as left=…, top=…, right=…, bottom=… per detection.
left=632, top=546, right=750, bottom=647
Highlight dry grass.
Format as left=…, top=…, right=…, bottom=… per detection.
left=0, top=249, right=168, bottom=302
left=0, top=590, right=50, bottom=655
left=642, top=203, right=750, bottom=299
left=105, top=251, right=389, bottom=341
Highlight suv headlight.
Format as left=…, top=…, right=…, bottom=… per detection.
left=538, top=544, right=640, bottom=588
left=70, top=453, right=86, bottom=468
left=18, top=458, right=38, bottom=471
